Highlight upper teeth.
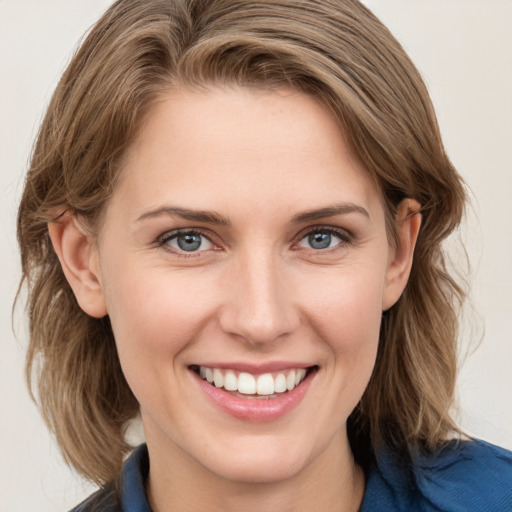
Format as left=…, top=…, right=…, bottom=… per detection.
left=198, top=367, right=308, bottom=395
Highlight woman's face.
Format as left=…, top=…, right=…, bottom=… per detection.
left=91, top=86, right=410, bottom=484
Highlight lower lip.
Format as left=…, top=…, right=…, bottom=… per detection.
left=191, top=369, right=315, bottom=422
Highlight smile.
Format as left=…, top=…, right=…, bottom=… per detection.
left=189, top=364, right=317, bottom=421
left=193, top=366, right=309, bottom=397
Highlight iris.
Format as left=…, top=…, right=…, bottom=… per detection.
left=176, top=233, right=203, bottom=251
left=308, top=232, right=332, bottom=250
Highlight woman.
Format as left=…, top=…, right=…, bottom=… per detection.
left=16, top=0, right=512, bottom=510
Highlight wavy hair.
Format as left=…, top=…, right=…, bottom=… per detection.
left=17, top=0, right=466, bottom=485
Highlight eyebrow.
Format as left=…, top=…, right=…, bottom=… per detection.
left=136, top=206, right=231, bottom=226
left=136, top=202, right=369, bottom=226
left=291, top=203, right=369, bottom=224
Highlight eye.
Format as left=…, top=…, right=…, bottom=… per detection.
left=297, top=228, right=349, bottom=250
left=159, top=230, right=214, bottom=253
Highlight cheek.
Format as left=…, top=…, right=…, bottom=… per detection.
left=298, top=260, right=386, bottom=344
left=102, top=265, right=217, bottom=380
left=297, top=260, right=386, bottom=395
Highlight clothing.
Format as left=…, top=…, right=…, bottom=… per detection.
left=71, top=439, right=512, bottom=511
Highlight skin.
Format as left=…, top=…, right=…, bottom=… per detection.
left=49, top=86, right=421, bottom=512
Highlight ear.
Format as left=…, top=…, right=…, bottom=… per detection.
left=48, top=210, right=107, bottom=318
left=382, top=199, right=422, bottom=311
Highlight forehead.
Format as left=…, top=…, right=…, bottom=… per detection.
left=110, top=86, right=383, bottom=224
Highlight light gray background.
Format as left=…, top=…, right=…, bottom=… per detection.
left=1, top=1, right=511, bottom=510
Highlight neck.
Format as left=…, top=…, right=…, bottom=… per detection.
left=145, top=427, right=365, bottom=512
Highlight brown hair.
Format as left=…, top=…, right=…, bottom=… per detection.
left=17, top=0, right=466, bottom=485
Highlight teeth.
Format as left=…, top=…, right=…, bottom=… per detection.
left=213, top=369, right=224, bottom=388
left=274, top=373, right=287, bottom=393
left=286, top=370, right=296, bottom=391
left=238, top=372, right=256, bottom=394
left=196, top=366, right=309, bottom=396
left=256, top=373, right=274, bottom=395
left=223, top=371, right=238, bottom=391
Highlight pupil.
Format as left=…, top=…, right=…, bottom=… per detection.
left=177, top=233, right=202, bottom=251
left=309, top=232, right=331, bottom=250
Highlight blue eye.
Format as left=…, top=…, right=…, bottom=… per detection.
left=161, top=230, right=213, bottom=253
left=298, top=229, right=347, bottom=250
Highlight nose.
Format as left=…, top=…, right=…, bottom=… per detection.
left=218, top=248, right=300, bottom=346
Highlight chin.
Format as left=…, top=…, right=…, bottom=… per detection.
left=198, top=440, right=313, bottom=485
left=216, top=458, right=305, bottom=485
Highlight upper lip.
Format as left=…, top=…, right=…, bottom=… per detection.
left=190, top=361, right=315, bottom=373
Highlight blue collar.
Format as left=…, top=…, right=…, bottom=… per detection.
left=110, top=439, right=512, bottom=512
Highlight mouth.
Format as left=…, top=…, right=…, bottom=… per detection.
left=189, top=364, right=317, bottom=400
left=189, top=363, right=317, bottom=421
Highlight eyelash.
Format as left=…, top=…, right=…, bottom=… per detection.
left=294, top=226, right=353, bottom=252
left=157, top=228, right=215, bottom=257
left=156, top=226, right=354, bottom=257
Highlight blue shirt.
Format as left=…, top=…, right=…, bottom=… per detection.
left=72, top=439, right=512, bottom=511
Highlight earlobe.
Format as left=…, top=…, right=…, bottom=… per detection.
left=382, top=199, right=422, bottom=311
left=48, top=210, right=107, bottom=318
